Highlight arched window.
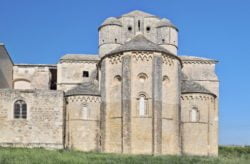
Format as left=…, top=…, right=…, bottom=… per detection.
left=82, top=105, right=89, bottom=119
left=190, top=107, right=199, bottom=122
left=114, top=75, right=122, bottom=83
left=162, top=75, right=170, bottom=83
left=137, top=73, right=148, bottom=83
left=138, top=94, right=147, bottom=116
left=14, top=100, right=27, bottom=119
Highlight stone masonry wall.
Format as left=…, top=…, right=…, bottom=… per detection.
left=0, top=89, right=64, bottom=149
left=181, top=93, right=217, bottom=156
left=57, top=61, right=97, bottom=91
left=13, top=65, right=51, bottom=90
left=0, top=44, right=13, bottom=89
left=66, top=95, right=101, bottom=151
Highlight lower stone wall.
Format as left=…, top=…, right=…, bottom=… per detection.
left=66, top=95, right=101, bottom=151
left=0, top=89, right=64, bottom=149
left=182, top=123, right=208, bottom=155
left=181, top=93, right=217, bottom=156
left=0, top=143, right=62, bottom=149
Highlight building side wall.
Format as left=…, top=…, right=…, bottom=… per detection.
left=161, top=56, right=181, bottom=155
left=0, top=89, right=64, bottom=149
left=130, top=52, right=153, bottom=154
left=181, top=61, right=219, bottom=156
left=181, top=62, right=219, bottom=96
left=181, top=93, right=217, bottom=156
left=13, top=66, right=51, bottom=90
left=66, top=95, right=101, bottom=151
left=103, top=51, right=182, bottom=155
left=103, top=54, right=123, bottom=153
left=57, top=61, right=98, bottom=91
left=0, top=45, right=13, bottom=89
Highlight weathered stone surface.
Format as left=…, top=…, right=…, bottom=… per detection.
left=0, top=44, right=13, bottom=89
left=0, top=89, right=64, bottom=149
left=13, top=65, right=53, bottom=90
left=100, top=60, right=107, bottom=152
left=152, top=55, right=162, bottom=154
left=122, top=55, right=131, bottom=153
left=66, top=95, right=101, bottom=151
left=181, top=93, right=217, bottom=156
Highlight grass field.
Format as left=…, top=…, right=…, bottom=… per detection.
left=0, top=146, right=250, bottom=164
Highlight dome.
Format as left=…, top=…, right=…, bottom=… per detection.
left=100, top=17, right=122, bottom=27
left=122, top=10, right=157, bottom=18
left=156, top=18, right=178, bottom=31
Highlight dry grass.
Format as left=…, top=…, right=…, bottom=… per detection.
left=0, top=146, right=249, bottom=164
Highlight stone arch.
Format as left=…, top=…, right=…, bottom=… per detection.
left=162, top=75, right=170, bottom=83
left=113, top=75, right=122, bottom=83
left=137, top=73, right=148, bottom=83
left=13, top=79, right=32, bottom=89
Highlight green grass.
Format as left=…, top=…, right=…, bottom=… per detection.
left=0, top=146, right=250, bottom=164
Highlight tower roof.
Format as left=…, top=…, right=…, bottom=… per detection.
left=156, top=18, right=178, bottom=31
left=99, top=17, right=122, bottom=29
left=60, top=54, right=99, bottom=61
left=66, top=81, right=100, bottom=96
left=122, top=10, right=157, bottom=18
left=181, top=80, right=216, bottom=97
left=107, top=34, right=173, bottom=55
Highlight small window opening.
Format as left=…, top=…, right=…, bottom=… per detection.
left=138, top=20, right=141, bottom=31
left=50, top=68, right=57, bottom=90
left=190, top=107, right=199, bottom=122
left=128, top=26, right=132, bottom=31
left=138, top=73, right=148, bottom=83
left=115, top=38, right=117, bottom=43
left=146, top=26, right=151, bottom=32
left=82, top=105, right=89, bottom=119
left=162, top=75, right=170, bottom=83
left=162, top=39, right=165, bottom=43
left=83, top=71, right=89, bottom=78
left=114, top=75, right=122, bottom=82
left=139, top=95, right=147, bottom=116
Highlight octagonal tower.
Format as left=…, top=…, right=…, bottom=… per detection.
left=99, top=10, right=179, bottom=56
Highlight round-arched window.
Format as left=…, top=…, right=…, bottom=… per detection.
left=190, top=106, right=199, bottom=122
left=138, top=94, right=147, bottom=116
left=114, top=75, right=122, bottom=84
left=14, top=100, right=27, bottom=119
left=138, top=73, right=148, bottom=83
left=163, top=75, right=170, bottom=83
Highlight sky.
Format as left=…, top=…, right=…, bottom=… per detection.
left=1, top=0, right=250, bottom=145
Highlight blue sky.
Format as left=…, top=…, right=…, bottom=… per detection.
left=1, top=0, right=250, bottom=145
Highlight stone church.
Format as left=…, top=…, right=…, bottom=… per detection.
left=0, top=10, right=219, bottom=156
